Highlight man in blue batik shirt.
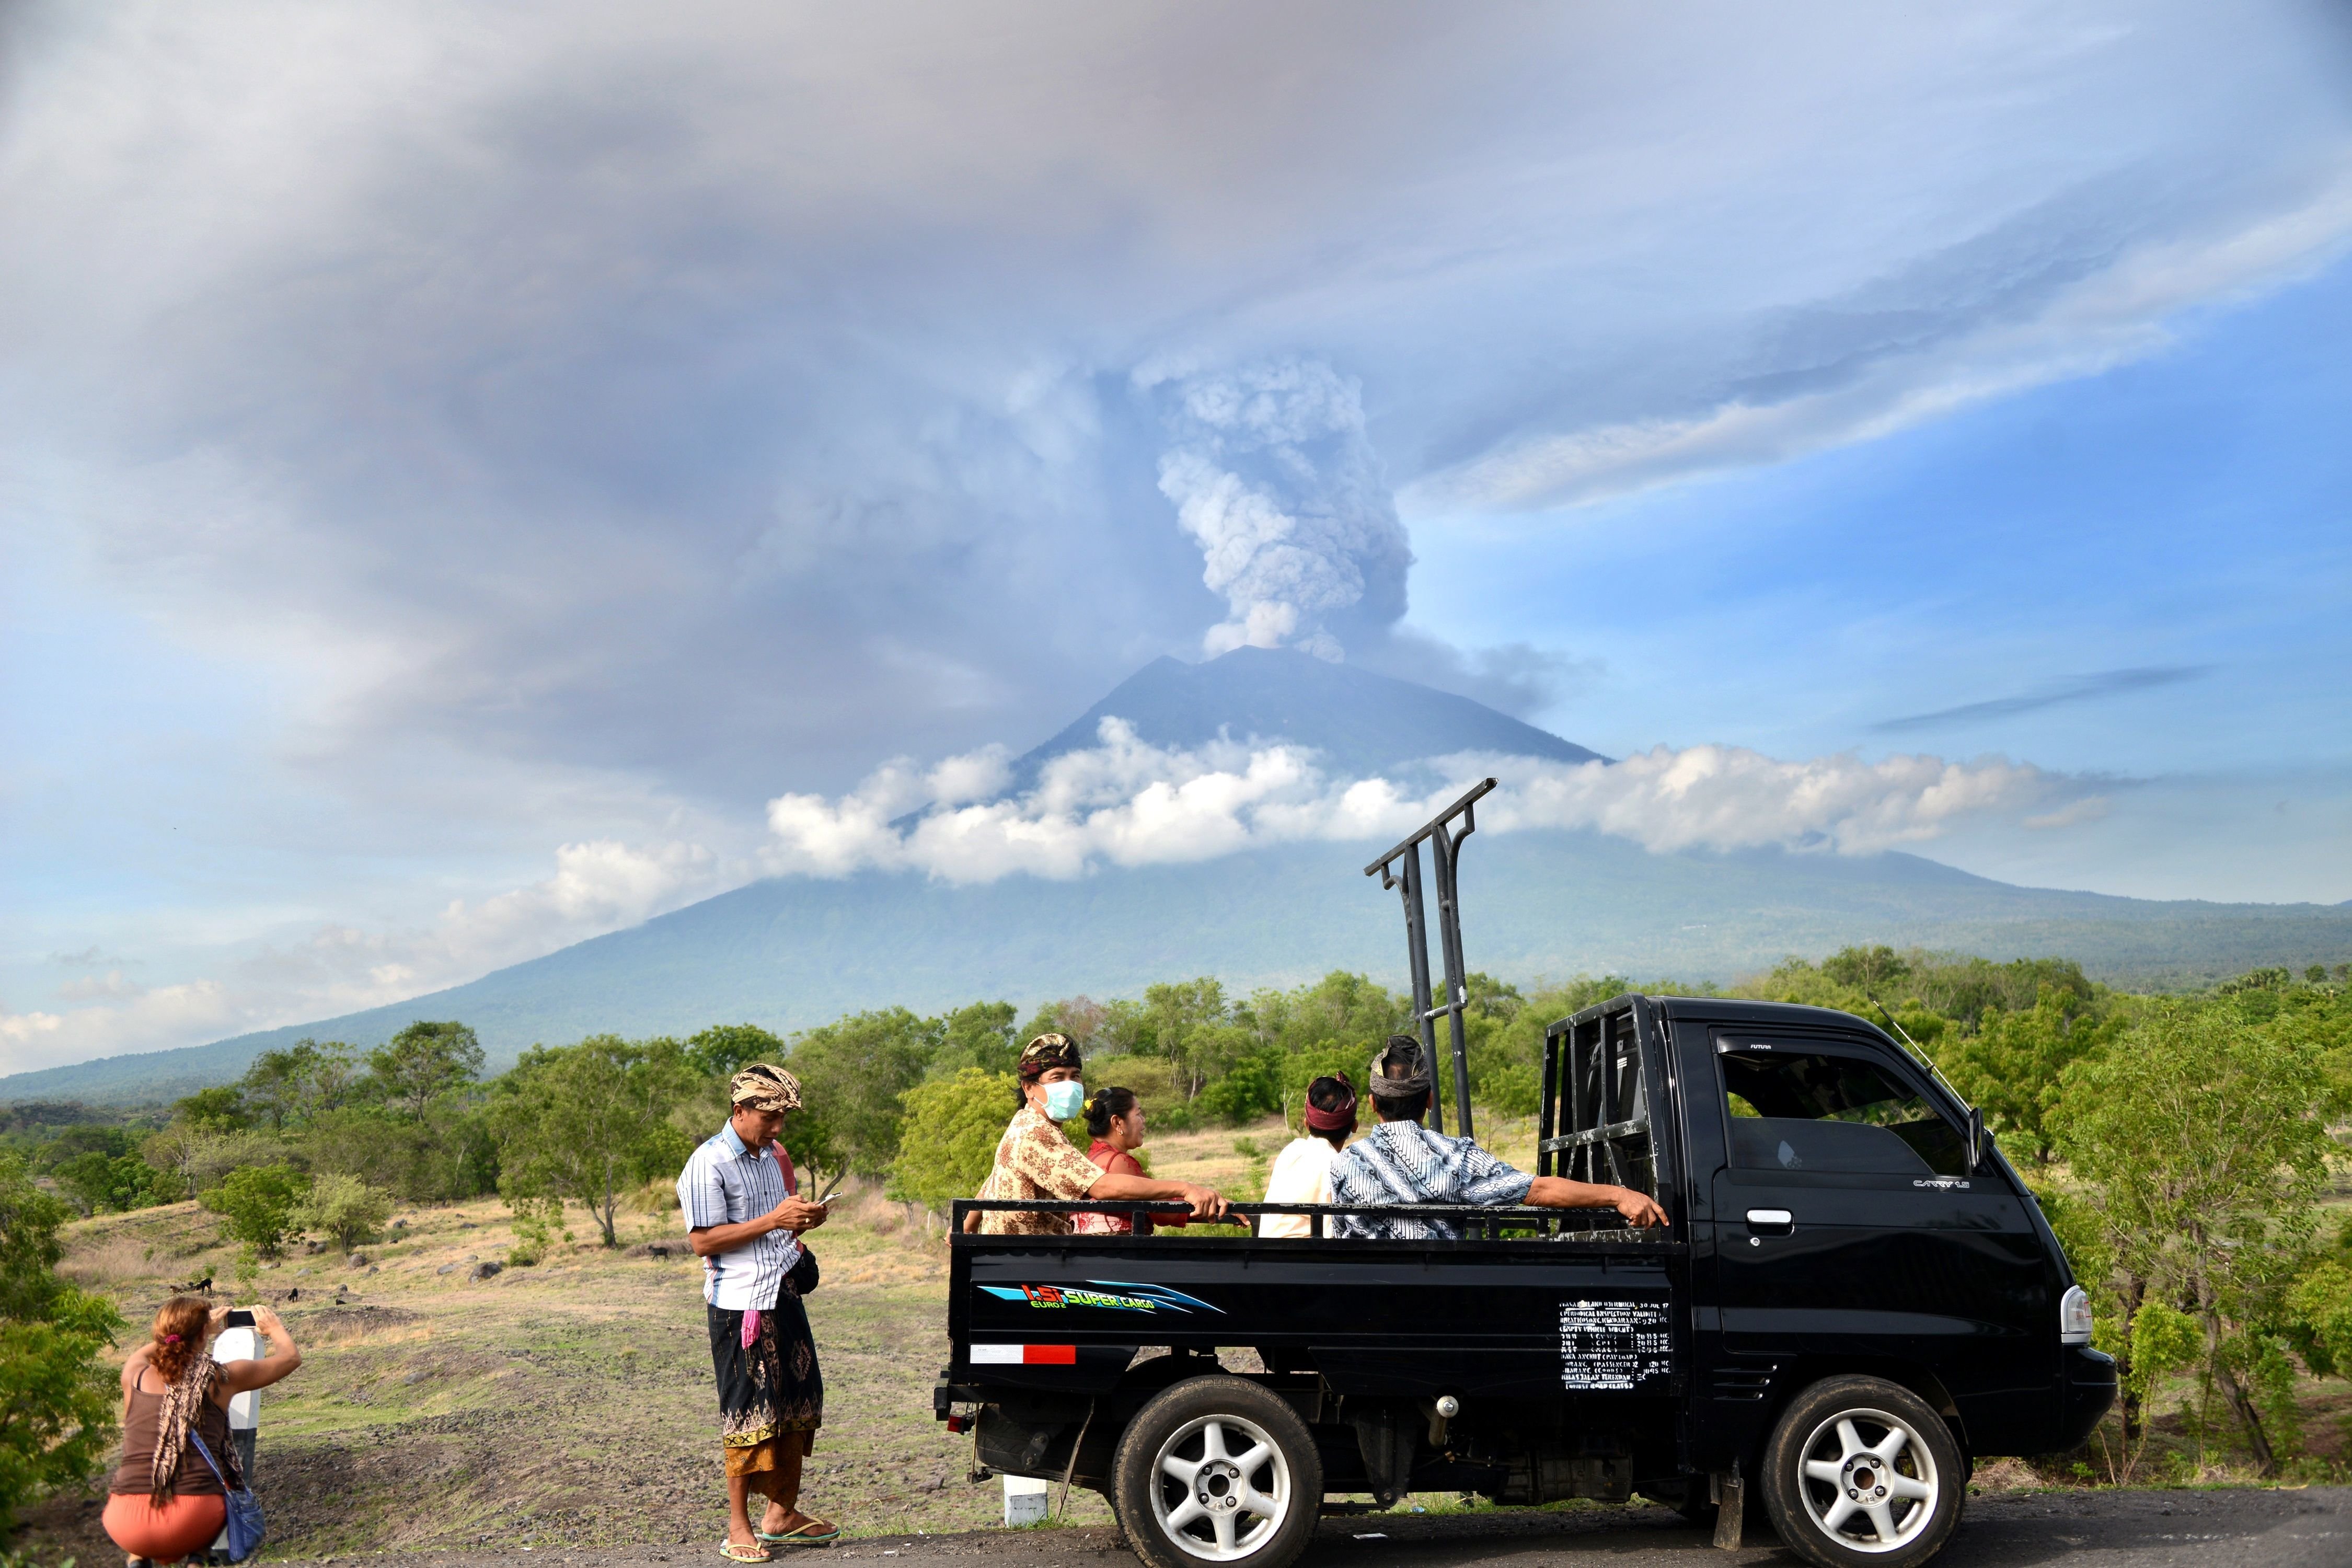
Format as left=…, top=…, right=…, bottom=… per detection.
left=1328, top=1036, right=1670, bottom=1240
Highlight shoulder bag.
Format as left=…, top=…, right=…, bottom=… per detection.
left=186, top=1424, right=265, bottom=1563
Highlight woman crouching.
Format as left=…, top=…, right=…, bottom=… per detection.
left=106, top=1297, right=300, bottom=1566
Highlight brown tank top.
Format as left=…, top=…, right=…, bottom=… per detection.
left=110, top=1374, right=232, bottom=1496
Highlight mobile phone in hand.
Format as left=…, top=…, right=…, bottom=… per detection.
left=224, top=1309, right=255, bottom=1329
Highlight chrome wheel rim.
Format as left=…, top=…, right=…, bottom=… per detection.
left=1794, top=1406, right=1940, bottom=1554
left=1148, top=1412, right=1292, bottom=1561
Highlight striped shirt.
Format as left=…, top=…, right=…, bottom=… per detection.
left=1328, top=1120, right=1533, bottom=1240
left=677, top=1120, right=803, bottom=1309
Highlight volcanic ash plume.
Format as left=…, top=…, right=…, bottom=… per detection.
left=1151, top=360, right=1412, bottom=661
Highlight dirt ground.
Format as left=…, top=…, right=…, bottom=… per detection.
left=32, top=1183, right=1088, bottom=1562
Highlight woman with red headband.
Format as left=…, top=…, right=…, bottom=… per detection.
left=1259, top=1074, right=1358, bottom=1238
left=105, top=1295, right=301, bottom=1566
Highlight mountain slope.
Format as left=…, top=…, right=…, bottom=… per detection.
left=1008, top=647, right=1604, bottom=788
left=11, top=828, right=2350, bottom=1105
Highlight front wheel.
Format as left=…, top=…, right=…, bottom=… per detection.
left=1759, top=1375, right=1963, bottom=1568
left=1112, top=1375, right=1322, bottom=1568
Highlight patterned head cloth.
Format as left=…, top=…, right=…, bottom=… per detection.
left=1304, top=1073, right=1357, bottom=1133
left=729, top=1062, right=802, bottom=1113
left=1368, top=1034, right=1432, bottom=1097
left=1017, top=1032, right=1083, bottom=1080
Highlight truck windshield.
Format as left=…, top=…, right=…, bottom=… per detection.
left=1719, top=1046, right=1968, bottom=1178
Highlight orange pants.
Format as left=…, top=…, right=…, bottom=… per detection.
left=103, top=1491, right=226, bottom=1561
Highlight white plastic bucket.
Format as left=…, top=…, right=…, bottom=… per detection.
left=1002, top=1473, right=1050, bottom=1527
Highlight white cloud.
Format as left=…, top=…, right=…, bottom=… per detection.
left=0, top=839, right=730, bottom=1074
left=764, top=721, right=2069, bottom=883
left=1410, top=167, right=2352, bottom=513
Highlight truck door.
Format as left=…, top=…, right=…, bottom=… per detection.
left=1703, top=1034, right=2053, bottom=1457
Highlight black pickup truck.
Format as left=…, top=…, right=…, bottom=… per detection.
left=932, top=787, right=2115, bottom=1568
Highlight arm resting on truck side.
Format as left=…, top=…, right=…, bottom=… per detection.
left=1525, top=1175, right=1669, bottom=1228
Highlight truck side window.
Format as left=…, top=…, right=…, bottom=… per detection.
left=1719, top=1047, right=1967, bottom=1177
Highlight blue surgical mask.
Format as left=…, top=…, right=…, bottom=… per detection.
left=1043, top=1080, right=1086, bottom=1121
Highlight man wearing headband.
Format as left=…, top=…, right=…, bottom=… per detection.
left=1328, top=1035, right=1668, bottom=1240
left=1259, top=1074, right=1358, bottom=1239
left=679, top=1063, right=835, bottom=1557
left=965, top=1033, right=1232, bottom=1235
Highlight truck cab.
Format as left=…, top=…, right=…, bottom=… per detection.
left=935, top=991, right=2115, bottom=1568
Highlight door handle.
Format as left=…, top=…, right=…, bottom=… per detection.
left=1745, top=1208, right=1794, bottom=1236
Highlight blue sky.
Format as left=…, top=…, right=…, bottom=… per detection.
left=1409, top=261, right=2352, bottom=896
left=3, top=2, right=2349, bottom=1070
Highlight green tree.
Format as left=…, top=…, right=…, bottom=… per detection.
left=683, top=1023, right=789, bottom=1080
left=49, top=1150, right=175, bottom=1215
left=940, top=1000, right=1020, bottom=1076
left=0, top=1152, right=122, bottom=1531
left=200, top=1164, right=311, bottom=1259
left=489, top=1035, right=695, bottom=1247
left=1821, top=944, right=1910, bottom=991
left=1940, top=984, right=2113, bottom=1166
left=787, top=1008, right=942, bottom=1183
left=2051, top=999, right=2339, bottom=1473
left=890, top=1069, right=1016, bottom=1212
left=368, top=1020, right=485, bottom=1120
left=171, top=1085, right=250, bottom=1133
left=1145, top=977, right=1230, bottom=1102
left=242, top=1039, right=362, bottom=1129
left=290, top=1171, right=395, bottom=1252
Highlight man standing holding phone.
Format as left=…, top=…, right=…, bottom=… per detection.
left=680, top=1063, right=834, bottom=1558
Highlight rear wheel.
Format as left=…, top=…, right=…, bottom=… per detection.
left=1759, top=1376, right=1963, bottom=1568
left=1112, top=1375, right=1322, bottom=1568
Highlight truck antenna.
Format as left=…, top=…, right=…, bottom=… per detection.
left=1865, top=991, right=1973, bottom=1110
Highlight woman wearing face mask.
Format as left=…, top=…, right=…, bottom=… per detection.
left=966, top=1035, right=1230, bottom=1235
left=1069, top=1088, right=1187, bottom=1237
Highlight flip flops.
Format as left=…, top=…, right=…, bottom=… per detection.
left=754, top=1516, right=840, bottom=1547
left=718, top=1538, right=773, bottom=1562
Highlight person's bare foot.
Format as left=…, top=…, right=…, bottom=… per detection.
left=758, top=1500, right=793, bottom=1536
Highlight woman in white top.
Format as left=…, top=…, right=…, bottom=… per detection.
left=1259, top=1074, right=1357, bottom=1238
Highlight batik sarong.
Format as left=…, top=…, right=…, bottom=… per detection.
left=709, top=1282, right=823, bottom=1477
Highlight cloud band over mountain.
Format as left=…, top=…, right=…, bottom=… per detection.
left=764, top=720, right=2072, bottom=883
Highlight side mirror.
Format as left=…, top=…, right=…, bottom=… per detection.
left=1965, top=1108, right=1984, bottom=1175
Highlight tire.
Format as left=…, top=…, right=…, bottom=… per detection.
left=1759, top=1376, right=1964, bottom=1568
left=1112, top=1375, right=1323, bottom=1568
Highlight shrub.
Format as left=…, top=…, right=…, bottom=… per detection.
left=49, top=1149, right=177, bottom=1215
left=505, top=1196, right=571, bottom=1267
left=890, top=1069, right=1016, bottom=1211
left=290, top=1171, right=394, bottom=1252
left=0, top=1154, right=122, bottom=1530
left=201, top=1163, right=311, bottom=1259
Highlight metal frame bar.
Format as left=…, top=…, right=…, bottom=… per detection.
left=1365, top=777, right=1497, bottom=1139
left=1538, top=993, right=1658, bottom=1195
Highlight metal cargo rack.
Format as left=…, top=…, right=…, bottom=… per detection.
left=1537, top=994, right=1661, bottom=1196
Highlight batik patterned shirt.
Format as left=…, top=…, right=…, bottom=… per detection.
left=975, top=1105, right=1105, bottom=1236
left=1327, top=1119, right=1534, bottom=1240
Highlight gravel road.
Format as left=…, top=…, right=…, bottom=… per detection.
left=291, top=1486, right=2348, bottom=1568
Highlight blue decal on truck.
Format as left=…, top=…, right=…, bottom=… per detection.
left=976, top=1280, right=1223, bottom=1315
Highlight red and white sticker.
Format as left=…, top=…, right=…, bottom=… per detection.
left=970, top=1343, right=1077, bottom=1365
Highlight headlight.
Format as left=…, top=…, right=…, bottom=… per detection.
left=2059, top=1284, right=2093, bottom=1345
